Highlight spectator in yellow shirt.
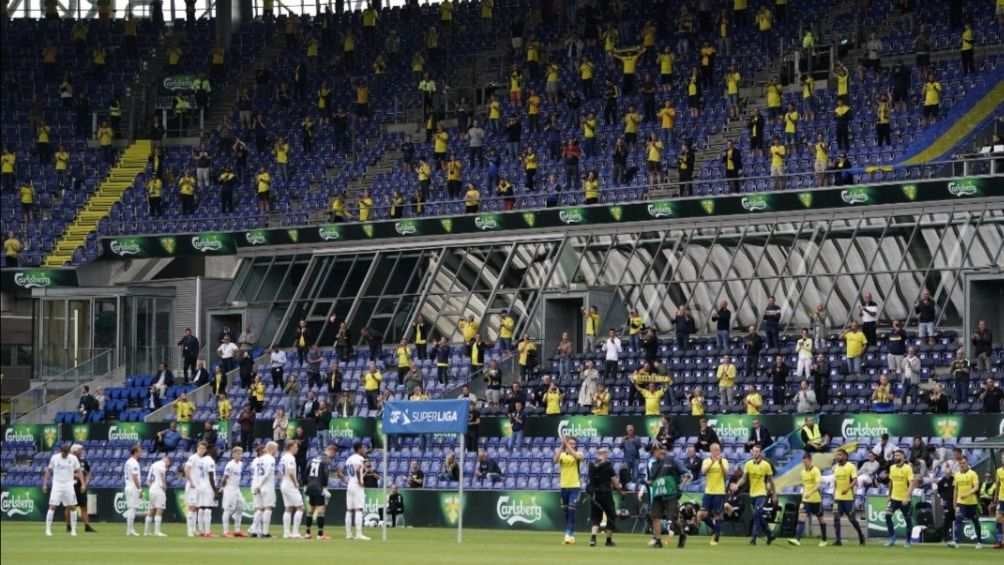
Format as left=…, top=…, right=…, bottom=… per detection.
left=592, top=383, right=611, bottom=415
left=632, top=377, right=666, bottom=416
left=716, top=355, right=738, bottom=406
left=273, top=137, right=290, bottom=182
left=871, top=373, right=894, bottom=411
left=769, top=136, right=787, bottom=191
left=843, top=321, right=868, bottom=376
left=960, top=23, right=975, bottom=74
left=363, top=361, right=382, bottom=410
left=922, top=73, right=942, bottom=125
left=1, top=147, right=16, bottom=192
left=690, top=388, right=705, bottom=416
left=217, top=393, right=232, bottom=420
left=4, top=231, right=24, bottom=268
left=357, top=190, right=374, bottom=222
left=464, top=183, right=480, bottom=214
left=544, top=383, right=562, bottom=415
left=744, top=386, right=763, bottom=415
left=19, top=182, right=34, bottom=223
left=174, top=392, right=195, bottom=422
left=517, top=336, right=536, bottom=381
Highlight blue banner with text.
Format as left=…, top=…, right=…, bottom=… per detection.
left=382, top=400, right=470, bottom=435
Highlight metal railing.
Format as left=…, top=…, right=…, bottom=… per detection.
left=37, top=347, right=114, bottom=381
left=104, top=155, right=1003, bottom=232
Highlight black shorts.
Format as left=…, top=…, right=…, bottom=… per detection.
left=660, top=73, right=672, bottom=85
left=307, top=487, right=326, bottom=507
left=802, top=501, right=822, bottom=516
left=590, top=491, right=617, bottom=529
left=924, top=104, right=939, bottom=118
left=625, top=132, right=637, bottom=144
left=75, top=488, right=86, bottom=507
left=650, top=497, right=680, bottom=521
left=257, top=191, right=270, bottom=201
left=688, top=94, right=700, bottom=108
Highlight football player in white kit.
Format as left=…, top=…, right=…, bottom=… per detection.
left=251, top=441, right=278, bottom=538
left=144, top=453, right=170, bottom=536
left=280, top=441, right=304, bottom=539
left=184, top=442, right=208, bottom=537
left=197, top=445, right=218, bottom=537
left=43, top=444, right=82, bottom=536
left=123, top=445, right=143, bottom=536
left=221, top=446, right=245, bottom=537
left=344, top=441, right=369, bottom=541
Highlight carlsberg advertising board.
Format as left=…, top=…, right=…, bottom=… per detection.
left=0, top=488, right=44, bottom=520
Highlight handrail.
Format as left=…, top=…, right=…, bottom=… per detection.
left=104, top=155, right=1002, bottom=231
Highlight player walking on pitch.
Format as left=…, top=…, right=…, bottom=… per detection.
left=305, top=444, right=336, bottom=540
left=251, top=442, right=278, bottom=538
left=280, top=441, right=305, bottom=538
left=344, top=441, right=370, bottom=540
left=884, top=449, right=916, bottom=547
left=197, top=443, right=218, bottom=537
left=788, top=452, right=827, bottom=546
left=221, top=447, right=246, bottom=537
left=43, top=444, right=83, bottom=536
left=830, top=448, right=865, bottom=545
left=698, top=442, right=729, bottom=545
left=554, top=435, right=584, bottom=545
left=184, top=442, right=207, bottom=537
left=732, top=444, right=776, bottom=545
left=145, top=453, right=170, bottom=536
left=123, top=445, right=143, bottom=536
left=992, top=453, right=1003, bottom=549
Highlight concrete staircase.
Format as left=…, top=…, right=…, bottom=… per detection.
left=44, top=140, right=152, bottom=266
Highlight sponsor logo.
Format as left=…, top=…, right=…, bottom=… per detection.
left=244, top=230, right=268, bottom=246
left=389, top=410, right=412, bottom=426
left=840, top=188, right=870, bottom=205
left=474, top=214, right=501, bottom=231
left=608, top=206, right=623, bottom=221
left=740, top=195, right=769, bottom=212
left=700, top=199, right=715, bottom=215
left=13, top=271, right=53, bottom=289
left=42, top=426, right=58, bottom=450
left=440, top=219, right=454, bottom=233
left=159, top=237, right=177, bottom=254
left=0, top=491, right=35, bottom=517
left=439, top=493, right=462, bottom=526
left=286, top=229, right=299, bottom=243
left=559, top=208, right=586, bottom=224
left=328, top=421, right=361, bottom=439
left=798, top=192, right=814, bottom=208
left=840, top=417, right=889, bottom=439
left=319, top=225, right=342, bottom=241
left=932, top=416, right=961, bottom=439
left=556, top=418, right=600, bottom=439
left=110, top=239, right=142, bottom=256
left=496, top=495, right=544, bottom=526
left=646, top=201, right=675, bottom=218
left=521, top=212, right=536, bottom=227
left=900, top=184, right=918, bottom=201
left=705, top=416, right=751, bottom=442
left=391, top=409, right=459, bottom=426
left=114, top=490, right=150, bottom=516
left=107, top=424, right=141, bottom=442
left=162, top=75, right=198, bottom=91
left=947, top=179, right=980, bottom=197
left=4, top=427, right=34, bottom=443
left=72, top=425, right=90, bottom=442
left=191, top=234, right=225, bottom=253
left=395, top=220, right=418, bottom=236
left=362, top=224, right=375, bottom=238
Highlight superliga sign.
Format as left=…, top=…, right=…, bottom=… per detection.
left=382, top=400, right=470, bottom=435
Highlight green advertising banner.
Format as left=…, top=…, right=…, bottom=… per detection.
left=100, top=177, right=1004, bottom=260
left=1, top=269, right=79, bottom=289
left=107, top=422, right=151, bottom=442
left=3, top=424, right=60, bottom=450
left=0, top=487, right=46, bottom=521
left=821, top=414, right=1004, bottom=442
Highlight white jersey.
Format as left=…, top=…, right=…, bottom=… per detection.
left=222, top=460, right=243, bottom=492
left=345, top=453, right=366, bottom=489
left=199, top=455, right=217, bottom=489
left=48, top=453, right=81, bottom=486
left=280, top=453, right=298, bottom=486
left=252, top=454, right=276, bottom=491
left=123, top=457, right=141, bottom=489
left=185, top=454, right=202, bottom=487
left=147, top=460, right=168, bottom=490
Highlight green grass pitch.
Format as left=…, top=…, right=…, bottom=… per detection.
left=0, top=522, right=997, bottom=564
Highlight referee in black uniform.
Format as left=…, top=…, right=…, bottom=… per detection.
left=587, top=446, right=621, bottom=547
left=69, top=444, right=96, bottom=533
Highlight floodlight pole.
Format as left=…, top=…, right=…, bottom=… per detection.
left=457, top=432, right=464, bottom=544
left=382, top=433, right=388, bottom=542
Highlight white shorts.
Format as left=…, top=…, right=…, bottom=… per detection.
left=49, top=483, right=77, bottom=507
left=124, top=486, right=142, bottom=510
left=197, top=486, right=216, bottom=508
left=222, top=489, right=244, bottom=514
left=184, top=484, right=199, bottom=507
left=770, top=163, right=785, bottom=177
left=280, top=483, right=303, bottom=508
left=253, top=488, right=276, bottom=509
left=346, top=485, right=365, bottom=510
left=149, top=487, right=167, bottom=510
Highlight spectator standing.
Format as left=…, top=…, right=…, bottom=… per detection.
left=622, top=425, right=644, bottom=482
left=293, top=320, right=311, bottom=366
left=177, top=328, right=200, bottom=383
left=578, top=361, right=599, bottom=409
left=886, top=320, right=907, bottom=373
left=795, top=380, right=818, bottom=414
left=859, top=292, right=879, bottom=348
left=217, top=336, right=239, bottom=375
left=745, top=326, right=764, bottom=377
left=362, top=362, right=382, bottom=411
left=914, top=290, right=937, bottom=344
left=582, top=306, right=600, bottom=351
left=556, top=332, right=573, bottom=380
left=284, top=377, right=300, bottom=418
left=306, top=346, right=323, bottom=388
left=507, top=402, right=525, bottom=451
left=900, top=347, right=921, bottom=404
left=979, top=379, right=1003, bottom=413
left=716, top=355, right=737, bottom=407
left=238, top=326, right=255, bottom=353
left=927, top=384, right=949, bottom=414
left=602, top=330, right=622, bottom=382
left=272, top=408, right=288, bottom=446
left=78, top=386, right=99, bottom=420
left=269, top=346, right=287, bottom=389
left=811, top=354, right=830, bottom=406
left=795, top=328, right=813, bottom=379
left=711, top=301, right=732, bottom=350
left=3, top=231, right=23, bottom=267
left=971, top=320, right=993, bottom=374
left=762, top=297, right=781, bottom=349
left=768, top=355, right=789, bottom=406
left=842, top=322, right=867, bottom=377
left=950, top=349, right=971, bottom=404
left=672, top=307, right=694, bottom=351
left=238, top=405, right=254, bottom=451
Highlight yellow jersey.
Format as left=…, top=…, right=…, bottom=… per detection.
left=583, top=117, right=597, bottom=138
left=579, top=61, right=594, bottom=80
left=545, top=390, right=562, bottom=415
left=593, top=391, right=611, bottom=415
left=744, top=459, right=773, bottom=497
left=658, top=107, right=677, bottom=129
left=460, top=320, right=479, bottom=342
left=628, top=315, right=643, bottom=334
left=396, top=346, right=411, bottom=368
left=489, top=101, right=502, bottom=120
left=802, top=76, right=814, bottom=99
left=745, top=392, right=763, bottom=415
left=527, top=95, right=541, bottom=115
left=700, top=46, right=716, bottom=67
left=256, top=172, right=271, bottom=193
left=1, top=153, right=15, bottom=174
left=363, top=370, right=382, bottom=391
left=19, top=185, right=33, bottom=204
left=217, top=398, right=232, bottom=420
left=888, top=463, right=914, bottom=502
left=274, top=143, right=289, bottom=164
left=833, top=462, right=857, bottom=501
left=726, top=72, right=741, bottom=95
left=618, top=53, right=640, bottom=74
left=815, top=142, right=829, bottom=164
left=770, top=144, right=786, bottom=168
left=584, top=178, right=600, bottom=200
left=434, top=132, right=449, bottom=154
left=784, top=111, right=799, bottom=134
left=716, top=363, right=736, bottom=387
left=55, top=151, right=69, bottom=171
left=702, top=458, right=729, bottom=494
left=997, top=466, right=1004, bottom=499
left=558, top=452, right=581, bottom=488
left=585, top=312, right=600, bottom=336
left=836, top=74, right=849, bottom=96
left=844, top=330, right=867, bottom=357
left=658, top=53, right=674, bottom=75
left=624, top=113, right=641, bottom=134
left=877, top=101, right=891, bottom=124
left=179, top=176, right=196, bottom=196
left=464, top=188, right=480, bottom=207
left=954, top=469, right=979, bottom=505
left=499, top=316, right=515, bottom=339
left=146, top=178, right=163, bottom=198
left=175, top=401, right=194, bottom=421
left=690, top=396, right=705, bottom=416
left=961, top=28, right=973, bottom=51
left=766, top=84, right=781, bottom=108
left=639, top=388, right=664, bottom=416
left=447, top=160, right=462, bottom=181
left=523, top=152, right=538, bottom=170
left=801, top=465, right=823, bottom=503
left=517, top=341, right=535, bottom=366
left=358, top=197, right=373, bottom=221
left=97, top=127, right=113, bottom=146
left=923, top=81, right=942, bottom=106
left=252, top=382, right=265, bottom=401
left=646, top=141, right=663, bottom=163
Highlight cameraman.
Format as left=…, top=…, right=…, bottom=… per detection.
left=642, top=444, right=692, bottom=548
